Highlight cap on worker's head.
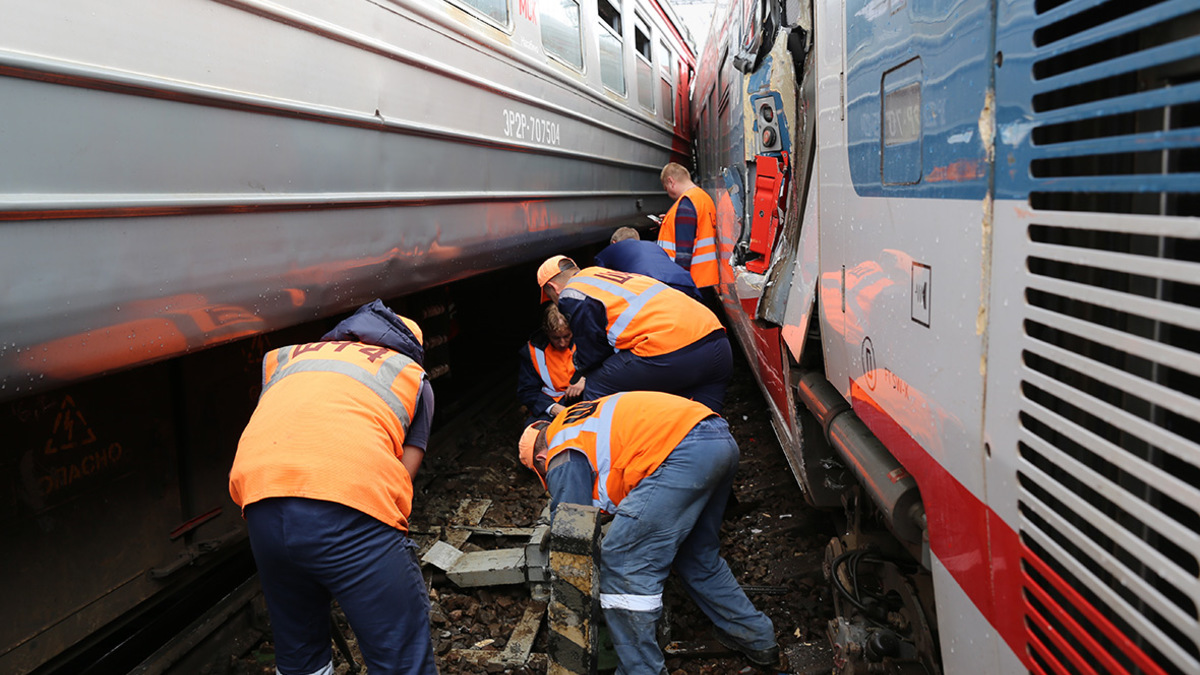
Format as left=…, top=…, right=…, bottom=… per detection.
left=396, top=314, right=423, bottom=346
left=537, top=255, right=574, bottom=302
left=519, top=421, right=549, bottom=472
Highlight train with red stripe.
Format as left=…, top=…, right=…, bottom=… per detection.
left=0, top=1, right=694, bottom=672
left=693, top=0, right=1200, bottom=673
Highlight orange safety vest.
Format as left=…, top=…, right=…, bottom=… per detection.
left=658, top=186, right=719, bottom=288
left=562, top=267, right=723, bottom=357
left=229, top=340, right=426, bottom=531
left=544, top=392, right=714, bottom=511
left=530, top=342, right=576, bottom=401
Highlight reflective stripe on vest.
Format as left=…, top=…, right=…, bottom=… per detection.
left=568, top=276, right=666, bottom=349
left=549, top=394, right=623, bottom=511
left=692, top=237, right=718, bottom=265
left=601, top=592, right=663, bottom=611
left=532, top=345, right=566, bottom=399
left=659, top=240, right=676, bottom=254
left=262, top=348, right=417, bottom=433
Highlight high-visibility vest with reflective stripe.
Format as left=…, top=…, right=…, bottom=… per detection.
left=229, top=341, right=426, bottom=531
left=544, top=392, right=714, bottom=512
left=658, top=186, right=719, bottom=288
left=530, top=342, right=576, bottom=400
left=561, top=267, right=722, bottom=357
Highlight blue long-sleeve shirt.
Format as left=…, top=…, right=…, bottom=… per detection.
left=556, top=291, right=615, bottom=377
left=593, top=241, right=702, bottom=301
left=671, top=197, right=698, bottom=271
left=545, top=450, right=596, bottom=516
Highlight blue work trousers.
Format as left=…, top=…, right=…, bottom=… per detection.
left=244, top=498, right=436, bottom=675
left=598, top=417, right=776, bottom=674
left=582, top=331, right=732, bottom=414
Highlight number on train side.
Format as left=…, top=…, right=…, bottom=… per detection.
left=502, top=108, right=561, bottom=146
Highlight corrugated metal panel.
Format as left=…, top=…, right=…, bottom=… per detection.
left=1013, top=1, right=1200, bottom=673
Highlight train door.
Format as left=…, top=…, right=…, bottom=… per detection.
left=814, top=0, right=1014, bottom=672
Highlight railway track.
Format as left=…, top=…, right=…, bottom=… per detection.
left=38, top=351, right=837, bottom=674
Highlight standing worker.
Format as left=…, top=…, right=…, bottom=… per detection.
left=518, top=392, right=779, bottom=673
left=658, top=162, right=718, bottom=289
left=593, top=227, right=702, bottom=301
left=537, top=255, right=732, bottom=413
left=229, top=299, right=437, bottom=675
left=518, top=303, right=583, bottom=423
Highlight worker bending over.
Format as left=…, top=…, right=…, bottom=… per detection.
left=517, top=303, right=583, bottom=423
left=537, top=255, right=732, bottom=414
left=518, top=392, right=779, bottom=673
left=658, top=162, right=718, bottom=289
left=594, top=227, right=702, bottom=301
left=229, top=299, right=436, bottom=675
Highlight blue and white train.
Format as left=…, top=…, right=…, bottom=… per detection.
left=693, top=0, right=1199, bottom=673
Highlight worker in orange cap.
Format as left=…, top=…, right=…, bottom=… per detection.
left=229, top=299, right=436, bottom=675
left=517, top=303, right=583, bottom=423
left=518, top=392, right=779, bottom=672
left=658, top=163, right=718, bottom=289
left=537, top=254, right=732, bottom=413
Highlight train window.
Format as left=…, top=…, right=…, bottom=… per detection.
left=661, top=78, right=674, bottom=122
left=881, top=58, right=923, bottom=185
left=450, top=0, right=509, bottom=26
left=659, top=41, right=674, bottom=123
left=635, top=16, right=654, bottom=112
left=708, top=88, right=718, bottom=169
left=634, top=18, right=651, bottom=59
left=717, top=48, right=730, bottom=108
left=598, top=0, right=621, bottom=33
left=541, top=0, right=583, bottom=69
left=597, top=0, right=625, bottom=95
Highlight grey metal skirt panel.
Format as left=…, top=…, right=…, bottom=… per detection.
left=0, top=195, right=660, bottom=396
left=0, top=0, right=680, bottom=399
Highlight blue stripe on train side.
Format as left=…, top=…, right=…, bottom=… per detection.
left=993, top=0, right=1200, bottom=202
left=846, top=0, right=995, bottom=200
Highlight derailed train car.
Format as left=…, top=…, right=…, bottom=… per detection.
left=0, top=1, right=694, bottom=671
left=694, top=0, right=1199, bottom=673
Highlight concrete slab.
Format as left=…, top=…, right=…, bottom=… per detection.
left=446, top=548, right=526, bottom=588
left=421, top=540, right=464, bottom=572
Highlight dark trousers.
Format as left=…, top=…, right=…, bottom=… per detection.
left=582, top=331, right=733, bottom=414
left=245, top=498, right=436, bottom=675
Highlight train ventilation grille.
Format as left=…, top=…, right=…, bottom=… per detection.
left=1018, top=1, right=1200, bottom=674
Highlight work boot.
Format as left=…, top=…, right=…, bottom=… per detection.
left=715, top=629, right=780, bottom=667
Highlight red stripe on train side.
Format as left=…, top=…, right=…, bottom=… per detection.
left=1022, top=548, right=1168, bottom=675
left=850, top=381, right=1028, bottom=665
left=850, top=381, right=1168, bottom=674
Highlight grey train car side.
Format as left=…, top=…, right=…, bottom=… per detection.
left=0, top=0, right=694, bottom=399
left=0, top=1, right=694, bottom=672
